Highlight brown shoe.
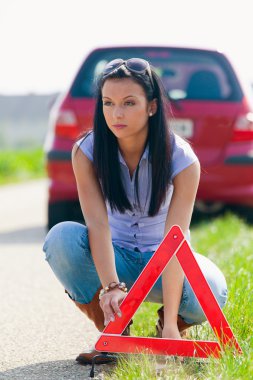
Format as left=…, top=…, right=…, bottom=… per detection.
left=67, top=286, right=132, bottom=365
left=156, top=306, right=194, bottom=338
left=76, top=322, right=132, bottom=365
left=75, top=349, right=117, bottom=365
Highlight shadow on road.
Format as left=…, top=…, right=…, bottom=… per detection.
left=0, top=225, right=46, bottom=245
left=0, top=359, right=108, bottom=380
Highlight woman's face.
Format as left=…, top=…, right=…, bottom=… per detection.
left=102, top=78, right=154, bottom=141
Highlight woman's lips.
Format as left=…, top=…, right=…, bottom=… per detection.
left=112, top=124, right=127, bottom=129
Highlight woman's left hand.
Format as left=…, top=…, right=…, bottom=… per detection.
left=162, top=325, right=182, bottom=340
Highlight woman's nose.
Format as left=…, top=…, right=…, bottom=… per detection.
left=113, top=106, right=124, bottom=119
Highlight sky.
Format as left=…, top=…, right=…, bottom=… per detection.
left=0, top=0, right=253, bottom=95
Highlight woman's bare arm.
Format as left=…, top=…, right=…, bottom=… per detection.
left=162, top=160, right=200, bottom=337
left=72, top=145, right=125, bottom=323
left=72, top=144, right=119, bottom=287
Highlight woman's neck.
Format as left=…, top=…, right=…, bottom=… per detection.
left=117, top=132, right=148, bottom=162
left=118, top=135, right=148, bottom=178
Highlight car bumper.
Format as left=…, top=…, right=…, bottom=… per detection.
left=46, top=151, right=77, bottom=202
left=46, top=151, right=253, bottom=206
left=198, top=158, right=253, bottom=206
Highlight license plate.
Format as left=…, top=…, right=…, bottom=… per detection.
left=169, top=118, right=193, bottom=138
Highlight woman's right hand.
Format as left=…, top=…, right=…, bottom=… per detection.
left=99, top=288, right=127, bottom=326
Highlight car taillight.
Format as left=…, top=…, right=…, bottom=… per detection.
left=52, top=109, right=79, bottom=139
left=232, top=112, right=253, bottom=142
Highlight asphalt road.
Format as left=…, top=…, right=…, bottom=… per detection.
left=0, top=180, right=104, bottom=379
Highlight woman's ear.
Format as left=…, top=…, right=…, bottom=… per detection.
left=149, top=98, right=158, bottom=116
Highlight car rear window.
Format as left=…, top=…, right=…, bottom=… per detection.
left=70, top=47, right=242, bottom=101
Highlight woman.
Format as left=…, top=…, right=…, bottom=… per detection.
left=43, top=58, right=227, bottom=364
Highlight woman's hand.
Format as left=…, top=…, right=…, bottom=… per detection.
left=99, top=288, right=127, bottom=326
left=162, top=325, right=184, bottom=363
left=162, top=325, right=182, bottom=340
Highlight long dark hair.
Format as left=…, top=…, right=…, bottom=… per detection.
left=79, top=62, right=173, bottom=216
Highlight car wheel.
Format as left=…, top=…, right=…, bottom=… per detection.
left=47, top=201, right=84, bottom=230
left=229, top=205, right=253, bottom=224
left=194, top=200, right=225, bottom=217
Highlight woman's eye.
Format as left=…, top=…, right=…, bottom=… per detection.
left=125, top=101, right=135, bottom=106
left=103, top=101, right=112, bottom=106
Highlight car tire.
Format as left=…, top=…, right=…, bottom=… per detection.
left=192, top=200, right=225, bottom=223
left=47, top=200, right=84, bottom=231
left=229, top=205, right=253, bottom=224
left=194, top=200, right=225, bottom=215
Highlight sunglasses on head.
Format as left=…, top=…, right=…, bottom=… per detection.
left=102, top=58, right=154, bottom=90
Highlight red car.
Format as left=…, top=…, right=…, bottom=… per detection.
left=44, top=46, right=253, bottom=229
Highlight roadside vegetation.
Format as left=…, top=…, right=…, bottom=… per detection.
left=104, top=213, right=253, bottom=379
left=0, top=148, right=45, bottom=185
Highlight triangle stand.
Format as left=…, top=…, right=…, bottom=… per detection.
left=93, top=225, right=241, bottom=372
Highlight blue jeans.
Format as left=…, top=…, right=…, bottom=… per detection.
left=43, top=221, right=228, bottom=325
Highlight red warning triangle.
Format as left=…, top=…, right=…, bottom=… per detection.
left=95, top=225, right=242, bottom=358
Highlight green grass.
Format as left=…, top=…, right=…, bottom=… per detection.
left=104, top=213, right=253, bottom=380
left=0, top=148, right=45, bottom=185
